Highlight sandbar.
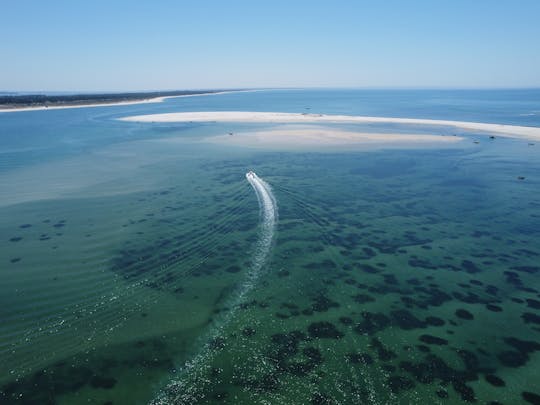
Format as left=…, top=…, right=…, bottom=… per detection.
left=207, top=126, right=464, bottom=149
left=119, top=111, right=540, bottom=141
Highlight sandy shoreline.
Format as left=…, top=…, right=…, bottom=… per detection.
left=119, top=111, right=540, bottom=141
left=0, top=90, right=254, bottom=113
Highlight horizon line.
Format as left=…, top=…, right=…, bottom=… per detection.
left=2, top=86, right=540, bottom=95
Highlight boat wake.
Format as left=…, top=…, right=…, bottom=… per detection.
left=244, top=171, right=277, bottom=288
left=150, top=171, right=277, bottom=404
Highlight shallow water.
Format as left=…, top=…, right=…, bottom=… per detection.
left=1, top=89, right=539, bottom=404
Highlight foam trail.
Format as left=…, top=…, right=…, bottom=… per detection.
left=150, top=172, right=277, bottom=404
left=244, top=171, right=277, bottom=286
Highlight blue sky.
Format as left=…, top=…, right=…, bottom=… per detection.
left=1, top=0, right=539, bottom=91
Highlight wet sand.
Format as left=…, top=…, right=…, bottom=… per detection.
left=208, top=126, right=464, bottom=149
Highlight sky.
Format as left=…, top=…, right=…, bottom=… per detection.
left=1, top=0, right=540, bottom=92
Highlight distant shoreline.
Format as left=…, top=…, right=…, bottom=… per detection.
left=119, top=111, right=540, bottom=141
left=0, top=89, right=251, bottom=113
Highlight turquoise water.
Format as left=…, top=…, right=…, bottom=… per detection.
left=1, top=89, right=539, bottom=404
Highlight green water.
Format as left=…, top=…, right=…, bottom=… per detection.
left=1, top=90, right=540, bottom=405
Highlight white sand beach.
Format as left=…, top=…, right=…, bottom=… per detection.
left=119, top=111, right=540, bottom=141
left=0, top=97, right=168, bottom=113
left=0, top=90, right=254, bottom=113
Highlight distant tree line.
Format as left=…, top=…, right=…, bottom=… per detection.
left=0, top=89, right=232, bottom=107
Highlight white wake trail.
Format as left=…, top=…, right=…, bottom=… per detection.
left=244, top=171, right=277, bottom=287
left=150, top=172, right=277, bottom=405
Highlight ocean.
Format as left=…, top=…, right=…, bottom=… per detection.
left=1, top=89, right=539, bottom=404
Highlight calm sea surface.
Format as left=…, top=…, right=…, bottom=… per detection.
left=1, top=89, right=539, bottom=404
